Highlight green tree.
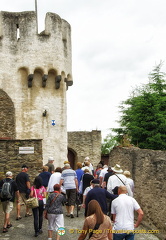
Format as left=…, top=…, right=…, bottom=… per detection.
left=113, top=62, right=166, bottom=150
left=101, top=133, right=118, bottom=154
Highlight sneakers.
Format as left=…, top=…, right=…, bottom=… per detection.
left=16, top=216, right=22, bottom=220
left=70, top=213, right=74, bottom=218
left=66, top=213, right=70, bottom=217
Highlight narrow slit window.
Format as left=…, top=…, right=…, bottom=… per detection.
left=16, top=24, right=20, bottom=40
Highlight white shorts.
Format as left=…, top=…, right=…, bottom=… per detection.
left=47, top=213, right=64, bottom=231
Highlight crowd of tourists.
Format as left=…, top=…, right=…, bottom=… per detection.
left=0, top=156, right=144, bottom=240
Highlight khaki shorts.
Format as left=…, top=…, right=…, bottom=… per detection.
left=18, top=193, right=28, bottom=205
left=2, top=201, right=13, bottom=213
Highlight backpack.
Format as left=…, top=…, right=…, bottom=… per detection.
left=0, top=179, right=13, bottom=200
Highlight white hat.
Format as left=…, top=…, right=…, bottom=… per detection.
left=111, top=164, right=123, bottom=173
left=103, top=165, right=108, bottom=169
left=84, top=157, right=90, bottom=161
left=64, top=163, right=70, bottom=168
left=6, top=171, right=13, bottom=177
left=48, top=157, right=54, bottom=161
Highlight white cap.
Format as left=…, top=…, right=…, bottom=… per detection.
left=48, top=157, right=54, bottom=161
left=6, top=171, right=13, bottom=177
left=84, top=157, right=90, bottom=161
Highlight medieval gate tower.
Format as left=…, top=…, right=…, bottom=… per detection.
left=0, top=11, right=73, bottom=166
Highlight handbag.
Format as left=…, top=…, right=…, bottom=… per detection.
left=26, top=188, right=39, bottom=208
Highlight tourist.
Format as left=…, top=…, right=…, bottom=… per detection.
left=47, top=167, right=62, bottom=193
left=84, top=157, right=94, bottom=175
left=59, top=163, right=78, bottom=218
left=45, top=157, right=55, bottom=174
left=102, top=166, right=114, bottom=189
left=15, top=164, right=32, bottom=219
left=75, top=162, right=84, bottom=188
left=94, top=163, right=103, bottom=179
left=78, top=199, right=112, bottom=240
left=111, top=185, right=144, bottom=240
left=30, top=176, right=46, bottom=237
left=39, top=166, right=51, bottom=189
left=99, top=165, right=108, bottom=186
left=0, top=171, right=19, bottom=233
left=81, top=161, right=92, bottom=174
left=82, top=180, right=93, bottom=208
left=85, top=179, right=117, bottom=217
left=123, top=170, right=134, bottom=193
left=44, top=184, right=66, bottom=240
left=81, top=169, right=94, bottom=194
left=107, top=164, right=132, bottom=196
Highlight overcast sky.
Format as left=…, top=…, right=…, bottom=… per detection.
left=1, top=0, right=166, bottom=139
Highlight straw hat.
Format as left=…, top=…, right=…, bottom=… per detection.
left=111, top=164, right=123, bottom=173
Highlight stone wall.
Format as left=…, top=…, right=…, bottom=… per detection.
left=0, top=139, right=43, bottom=182
left=109, top=147, right=166, bottom=239
left=68, top=130, right=101, bottom=167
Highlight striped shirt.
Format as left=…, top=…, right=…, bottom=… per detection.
left=61, top=169, right=77, bottom=190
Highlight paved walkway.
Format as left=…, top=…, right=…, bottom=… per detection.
left=0, top=203, right=162, bottom=240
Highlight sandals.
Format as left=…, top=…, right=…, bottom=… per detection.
left=2, top=227, right=8, bottom=233
left=16, top=216, right=22, bottom=220
left=7, top=224, right=12, bottom=228
left=25, top=213, right=32, bottom=217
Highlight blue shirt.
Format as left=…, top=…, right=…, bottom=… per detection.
left=39, top=171, right=51, bottom=188
left=75, top=169, right=84, bottom=186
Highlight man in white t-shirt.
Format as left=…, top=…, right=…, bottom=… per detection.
left=111, top=186, right=144, bottom=240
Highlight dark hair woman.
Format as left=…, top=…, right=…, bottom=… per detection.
left=30, top=176, right=46, bottom=237
left=44, top=184, right=66, bottom=240
left=78, top=200, right=112, bottom=240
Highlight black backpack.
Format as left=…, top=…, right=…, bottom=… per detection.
left=0, top=179, right=13, bottom=200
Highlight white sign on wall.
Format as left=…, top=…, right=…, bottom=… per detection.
left=19, top=147, right=34, bottom=154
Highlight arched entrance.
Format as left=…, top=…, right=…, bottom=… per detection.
left=67, top=148, right=77, bottom=170
left=0, top=89, right=15, bottom=139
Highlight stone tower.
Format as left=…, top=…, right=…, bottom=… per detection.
left=0, top=11, right=73, bottom=166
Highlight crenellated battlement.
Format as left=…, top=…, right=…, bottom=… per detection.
left=0, top=10, right=72, bottom=86
left=0, top=11, right=71, bottom=44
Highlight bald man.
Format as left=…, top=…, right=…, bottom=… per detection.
left=111, top=186, right=144, bottom=240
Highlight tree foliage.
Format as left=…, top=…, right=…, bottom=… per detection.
left=113, top=62, right=166, bottom=150
left=101, top=134, right=118, bottom=154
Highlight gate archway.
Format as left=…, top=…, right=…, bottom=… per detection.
left=0, top=89, right=15, bottom=139
left=67, top=148, right=77, bottom=170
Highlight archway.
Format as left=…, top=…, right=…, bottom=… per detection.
left=67, top=148, right=77, bottom=170
left=0, top=89, right=15, bottom=139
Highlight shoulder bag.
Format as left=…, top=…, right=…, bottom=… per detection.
left=26, top=187, right=39, bottom=208
left=88, top=223, right=100, bottom=239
